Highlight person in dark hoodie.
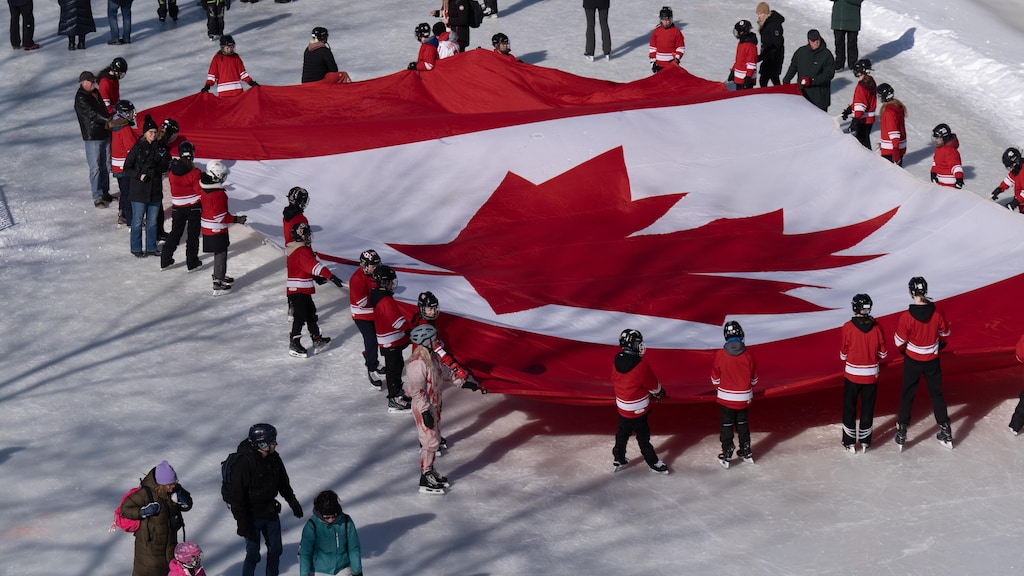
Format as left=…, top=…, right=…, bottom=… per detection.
left=119, top=460, right=193, bottom=576
left=782, top=29, right=835, bottom=112
left=611, top=329, right=669, bottom=474
left=301, top=27, right=338, bottom=83
left=839, top=294, right=888, bottom=453
left=893, top=277, right=953, bottom=450
left=755, top=2, right=784, bottom=87
left=124, top=114, right=170, bottom=258
left=225, top=423, right=303, bottom=576
left=161, top=141, right=203, bottom=271
left=711, top=321, right=758, bottom=468
left=728, top=19, right=758, bottom=89
left=929, top=123, right=964, bottom=189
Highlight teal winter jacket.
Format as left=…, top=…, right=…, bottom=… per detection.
left=298, top=513, right=362, bottom=576
left=831, top=0, right=862, bottom=32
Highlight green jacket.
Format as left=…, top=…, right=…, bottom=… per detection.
left=783, top=41, right=836, bottom=112
left=831, top=0, right=862, bottom=32
left=120, top=469, right=190, bottom=576
left=298, top=513, right=362, bottom=576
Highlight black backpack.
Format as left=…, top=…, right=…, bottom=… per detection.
left=220, top=452, right=241, bottom=507
left=468, top=0, right=484, bottom=28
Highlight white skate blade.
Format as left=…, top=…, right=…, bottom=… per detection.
left=938, top=439, right=953, bottom=450
left=288, top=350, right=309, bottom=358
left=718, top=458, right=730, bottom=469
left=742, top=456, right=755, bottom=464
left=418, top=486, right=446, bottom=495
left=844, top=444, right=857, bottom=454
left=860, top=444, right=869, bottom=454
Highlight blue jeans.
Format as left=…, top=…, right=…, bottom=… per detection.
left=83, top=139, right=111, bottom=201
left=130, top=201, right=160, bottom=253
left=243, top=516, right=282, bottom=576
left=107, top=0, right=131, bottom=41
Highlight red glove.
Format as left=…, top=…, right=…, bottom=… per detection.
left=799, top=77, right=811, bottom=86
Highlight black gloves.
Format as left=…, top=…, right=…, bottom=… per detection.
left=954, top=178, right=964, bottom=189
left=841, top=106, right=852, bottom=121
left=742, top=76, right=754, bottom=89
left=200, top=84, right=211, bottom=93
left=408, top=62, right=417, bottom=70
left=461, top=378, right=481, bottom=392
left=234, top=214, right=247, bottom=224
left=422, top=410, right=435, bottom=429
left=1010, top=198, right=1020, bottom=211
left=140, top=502, right=161, bottom=518
left=171, top=488, right=192, bottom=511
left=992, top=186, right=1003, bottom=200
left=236, top=516, right=252, bottom=538
left=288, top=498, right=303, bottom=518
left=330, top=276, right=344, bottom=288
left=314, top=275, right=328, bottom=285
left=930, top=172, right=939, bottom=183
left=848, top=118, right=861, bottom=134
left=249, top=81, right=259, bottom=87
left=651, top=62, right=662, bottom=74
left=727, top=71, right=735, bottom=83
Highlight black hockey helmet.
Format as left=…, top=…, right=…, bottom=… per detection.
left=220, top=34, right=235, bottom=47
left=932, top=123, right=953, bottom=145
left=908, top=276, right=928, bottom=297
left=724, top=320, right=744, bottom=341
left=161, top=118, right=179, bottom=139
left=876, top=83, right=895, bottom=102
left=851, top=58, right=872, bottom=76
left=311, top=26, right=328, bottom=43
left=372, top=264, right=397, bottom=289
left=619, top=328, right=645, bottom=355
left=113, top=99, right=136, bottom=122
left=111, top=56, right=128, bottom=75
left=415, top=23, right=431, bottom=40
left=1003, top=147, right=1023, bottom=172
left=291, top=222, right=312, bottom=245
left=359, top=249, right=381, bottom=268
left=852, top=293, right=873, bottom=315
left=178, top=140, right=195, bottom=160
left=287, top=186, right=309, bottom=209
left=248, top=423, right=277, bottom=449
left=492, top=32, right=509, bottom=47
left=418, top=291, right=440, bottom=320
left=659, top=6, right=673, bottom=20
left=733, top=20, right=752, bottom=37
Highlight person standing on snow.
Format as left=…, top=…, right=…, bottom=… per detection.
left=611, top=329, right=669, bottom=474
left=120, top=460, right=193, bottom=576
left=728, top=19, right=757, bottom=89
left=755, top=2, right=783, bottom=87
left=198, top=160, right=246, bottom=295
left=201, top=35, right=259, bottom=96
left=830, top=0, right=862, bottom=71
left=371, top=265, right=413, bottom=413
left=406, top=324, right=454, bottom=493
left=929, top=124, right=964, bottom=189
left=648, top=6, right=684, bottom=73
left=350, top=250, right=385, bottom=388
left=991, top=147, right=1024, bottom=212
left=124, top=114, right=170, bottom=258
left=840, top=59, right=876, bottom=149
left=160, top=140, right=204, bottom=271
left=893, top=277, right=953, bottom=450
left=298, top=490, right=363, bottom=576
left=97, top=57, right=127, bottom=113
left=110, top=99, right=138, bottom=226
left=74, top=70, right=124, bottom=208
left=839, top=294, right=888, bottom=452
left=783, top=29, right=835, bottom=112
left=876, top=82, right=907, bottom=166
left=712, top=321, right=758, bottom=468
left=301, top=26, right=338, bottom=83
left=285, top=222, right=344, bottom=358
left=582, top=0, right=611, bottom=62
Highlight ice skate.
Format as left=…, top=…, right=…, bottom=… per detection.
left=648, top=460, right=669, bottom=474
left=419, top=469, right=448, bottom=494
left=1011, top=426, right=1019, bottom=437
left=843, top=443, right=857, bottom=454
left=894, top=422, right=907, bottom=452
left=738, top=445, right=754, bottom=464
left=936, top=422, right=953, bottom=450
left=212, top=280, right=232, bottom=296
left=289, top=337, right=309, bottom=358
left=861, top=443, right=869, bottom=454
left=366, top=368, right=383, bottom=389
left=311, top=335, right=331, bottom=353
left=717, top=452, right=731, bottom=469
left=612, top=454, right=629, bottom=473
left=387, top=397, right=411, bottom=413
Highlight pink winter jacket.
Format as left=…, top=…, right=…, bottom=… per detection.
left=168, top=559, right=207, bottom=576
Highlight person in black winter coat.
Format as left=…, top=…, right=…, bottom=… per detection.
left=755, top=2, right=784, bottom=87
left=225, top=424, right=303, bottom=576
left=57, top=0, right=95, bottom=50
left=124, top=114, right=170, bottom=257
left=9, top=0, right=38, bottom=49
left=783, top=29, right=835, bottom=112
left=74, top=71, right=125, bottom=208
left=301, top=26, right=337, bottom=83
left=582, top=0, right=610, bottom=61
left=446, top=0, right=470, bottom=52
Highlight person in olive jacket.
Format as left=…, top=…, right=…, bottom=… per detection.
left=120, top=461, right=193, bottom=576
left=783, top=29, right=835, bottom=112
left=226, top=423, right=303, bottom=576
left=830, top=0, right=862, bottom=71
left=124, top=114, right=170, bottom=257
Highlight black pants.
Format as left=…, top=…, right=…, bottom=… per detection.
left=115, top=175, right=132, bottom=222
left=206, top=4, right=224, bottom=36
left=758, top=50, right=783, bottom=87
left=161, top=204, right=201, bottom=268
left=8, top=0, right=34, bottom=47
left=842, top=378, right=878, bottom=446
left=157, top=0, right=178, bottom=20
left=355, top=319, right=379, bottom=371
left=833, top=29, right=858, bottom=70
left=380, top=344, right=407, bottom=399
left=482, top=0, right=496, bottom=13
left=852, top=121, right=872, bottom=149
left=451, top=25, right=468, bottom=52
left=897, top=357, right=949, bottom=427
left=720, top=406, right=750, bottom=451
left=584, top=7, right=610, bottom=57
left=613, top=412, right=659, bottom=466
left=288, top=293, right=320, bottom=339
left=1010, top=390, right=1024, bottom=432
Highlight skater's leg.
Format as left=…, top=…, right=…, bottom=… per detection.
left=859, top=383, right=878, bottom=446
left=841, top=378, right=859, bottom=446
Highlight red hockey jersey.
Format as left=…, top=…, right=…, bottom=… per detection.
left=98, top=75, right=120, bottom=114
left=168, top=165, right=202, bottom=207
left=612, top=355, right=662, bottom=418
left=711, top=342, right=758, bottom=409
left=205, top=52, right=255, bottom=97
left=111, top=125, right=140, bottom=175
left=200, top=187, right=236, bottom=236
left=878, top=102, right=907, bottom=163
left=850, top=80, right=877, bottom=124
left=731, top=38, right=757, bottom=84
left=373, top=293, right=410, bottom=348
left=649, top=25, right=685, bottom=64
left=931, top=137, right=964, bottom=187
left=893, top=302, right=950, bottom=362
left=839, top=317, right=888, bottom=384
left=997, top=167, right=1024, bottom=211
left=349, top=269, right=376, bottom=321
left=285, top=242, right=335, bottom=295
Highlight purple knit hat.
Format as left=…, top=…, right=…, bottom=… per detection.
left=155, top=460, right=177, bottom=484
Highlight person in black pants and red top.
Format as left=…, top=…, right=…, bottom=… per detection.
left=161, top=141, right=203, bottom=271
left=611, top=329, right=669, bottom=474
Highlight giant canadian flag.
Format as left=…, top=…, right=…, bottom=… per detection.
left=145, top=50, right=1024, bottom=404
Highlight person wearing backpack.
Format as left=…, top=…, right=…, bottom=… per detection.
left=298, top=490, right=362, bottom=576
left=225, top=423, right=304, bottom=576
left=119, top=460, right=193, bottom=576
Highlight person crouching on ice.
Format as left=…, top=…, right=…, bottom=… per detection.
left=611, top=329, right=669, bottom=474
left=286, top=222, right=344, bottom=358
left=406, top=324, right=452, bottom=494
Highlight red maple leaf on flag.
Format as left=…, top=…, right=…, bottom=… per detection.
left=392, top=147, right=896, bottom=325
